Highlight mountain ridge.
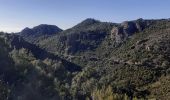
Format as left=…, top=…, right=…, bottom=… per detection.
left=0, top=18, right=170, bottom=99
left=19, top=24, right=63, bottom=44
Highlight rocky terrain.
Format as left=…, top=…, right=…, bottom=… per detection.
left=0, top=18, right=170, bottom=100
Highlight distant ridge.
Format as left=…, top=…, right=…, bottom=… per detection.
left=20, top=24, right=63, bottom=36
left=19, top=24, right=63, bottom=44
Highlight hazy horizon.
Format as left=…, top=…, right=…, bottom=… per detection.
left=0, top=0, right=170, bottom=32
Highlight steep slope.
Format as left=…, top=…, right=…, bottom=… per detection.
left=37, top=18, right=154, bottom=67
left=69, top=19, right=170, bottom=99
left=110, top=18, right=153, bottom=44
left=2, top=18, right=170, bottom=100
left=39, top=18, right=116, bottom=55
left=0, top=33, right=81, bottom=100
left=21, top=18, right=170, bottom=99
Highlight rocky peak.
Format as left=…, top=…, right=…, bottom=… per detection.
left=111, top=19, right=152, bottom=43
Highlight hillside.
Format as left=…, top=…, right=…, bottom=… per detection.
left=0, top=33, right=81, bottom=100
left=38, top=18, right=116, bottom=55
left=19, top=24, right=63, bottom=44
left=0, top=18, right=170, bottom=100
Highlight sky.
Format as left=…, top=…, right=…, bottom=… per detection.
left=0, top=0, right=170, bottom=32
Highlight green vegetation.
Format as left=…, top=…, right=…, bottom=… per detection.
left=0, top=18, right=170, bottom=100
left=92, top=86, right=140, bottom=100
left=0, top=81, right=9, bottom=100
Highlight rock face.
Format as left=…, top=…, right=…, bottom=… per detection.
left=60, top=31, right=106, bottom=54
left=57, top=30, right=108, bottom=55
left=49, top=18, right=114, bottom=54
left=111, top=18, right=152, bottom=43
left=1, top=18, right=170, bottom=100
left=121, top=21, right=138, bottom=35
left=111, top=27, right=124, bottom=43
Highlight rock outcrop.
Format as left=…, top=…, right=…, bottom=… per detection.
left=111, top=18, right=152, bottom=43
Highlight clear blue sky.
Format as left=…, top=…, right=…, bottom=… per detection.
left=0, top=0, right=170, bottom=32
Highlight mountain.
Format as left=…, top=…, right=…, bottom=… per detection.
left=33, top=18, right=154, bottom=66
left=20, top=24, right=63, bottom=44
left=110, top=18, right=153, bottom=43
left=35, top=18, right=170, bottom=99
left=37, top=18, right=116, bottom=55
left=0, top=18, right=170, bottom=100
